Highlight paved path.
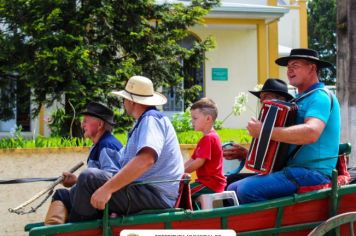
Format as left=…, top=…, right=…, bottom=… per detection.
left=0, top=150, right=87, bottom=236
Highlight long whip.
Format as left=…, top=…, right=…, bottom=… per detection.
left=8, top=161, right=84, bottom=215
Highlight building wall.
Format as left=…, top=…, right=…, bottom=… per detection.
left=278, top=7, right=301, bottom=49
left=278, top=6, right=302, bottom=81
left=192, top=27, right=260, bottom=128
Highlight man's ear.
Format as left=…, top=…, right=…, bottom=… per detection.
left=99, top=120, right=105, bottom=129
left=310, top=63, right=318, bottom=73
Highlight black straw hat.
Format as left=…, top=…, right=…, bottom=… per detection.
left=249, top=78, right=294, bottom=101
left=275, top=48, right=333, bottom=69
left=80, top=102, right=115, bottom=125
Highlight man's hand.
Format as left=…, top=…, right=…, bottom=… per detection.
left=62, top=172, right=77, bottom=188
left=223, top=143, right=249, bottom=160
left=247, top=117, right=262, bottom=138
left=90, top=185, right=112, bottom=210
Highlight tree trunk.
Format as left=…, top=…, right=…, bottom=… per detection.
left=64, top=96, right=83, bottom=138
left=337, top=0, right=356, bottom=166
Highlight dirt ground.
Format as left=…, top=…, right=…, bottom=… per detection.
left=0, top=144, right=227, bottom=236
left=0, top=147, right=195, bottom=236
left=0, top=149, right=88, bottom=236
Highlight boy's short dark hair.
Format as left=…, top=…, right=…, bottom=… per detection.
left=191, top=97, right=218, bottom=121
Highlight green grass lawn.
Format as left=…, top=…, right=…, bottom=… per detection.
left=0, top=129, right=251, bottom=149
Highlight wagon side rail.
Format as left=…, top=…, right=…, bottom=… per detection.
left=27, top=143, right=355, bottom=236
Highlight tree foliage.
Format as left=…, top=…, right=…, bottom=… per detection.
left=0, top=0, right=219, bottom=136
left=307, top=0, right=336, bottom=84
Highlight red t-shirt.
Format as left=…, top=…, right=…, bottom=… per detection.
left=192, top=130, right=226, bottom=192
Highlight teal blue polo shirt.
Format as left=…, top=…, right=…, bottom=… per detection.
left=287, top=83, right=341, bottom=177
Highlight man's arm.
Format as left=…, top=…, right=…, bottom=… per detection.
left=90, top=147, right=156, bottom=210
left=223, top=143, right=249, bottom=160
left=247, top=117, right=326, bottom=145
left=184, top=158, right=206, bottom=173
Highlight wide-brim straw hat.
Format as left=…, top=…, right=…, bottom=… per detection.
left=275, top=48, right=333, bottom=69
left=80, top=101, right=115, bottom=125
left=249, top=78, right=294, bottom=101
left=111, top=76, right=167, bottom=106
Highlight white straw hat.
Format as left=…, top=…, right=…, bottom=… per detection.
left=111, top=76, right=167, bottom=106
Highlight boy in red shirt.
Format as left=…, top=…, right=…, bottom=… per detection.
left=184, top=98, right=227, bottom=199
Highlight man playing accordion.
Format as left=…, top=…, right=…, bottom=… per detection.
left=227, top=48, right=341, bottom=204
left=224, top=78, right=294, bottom=186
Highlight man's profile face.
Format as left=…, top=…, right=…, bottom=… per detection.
left=81, top=115, right=102, bottom=139
left=287, top=59, right=315, bottom=87
left=123, top=98, right=134, bottom=116
left=260, top=92, right=287, bottom=103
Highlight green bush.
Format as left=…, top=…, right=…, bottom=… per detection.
left=171, top=110, right=193, bottom=132
left=171, top=110, right=223, bottom=132
left=217, top=128, right=252, bottom=144
left=176, top=128, right=251, bottom=144
left=0, top=136, right=93, bottom=149
left=114, top=133, right=128, bottom=145
left=48, top=108, right=67, bottom=137
left=177, top=130, right=202, bottom=144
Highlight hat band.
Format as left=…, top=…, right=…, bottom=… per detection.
left=125, top=89, right=154, bottom=97
left=291, top=55, right=319, bottom=60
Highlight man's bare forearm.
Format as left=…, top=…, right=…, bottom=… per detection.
left=271, top=118, right=325, bottom=145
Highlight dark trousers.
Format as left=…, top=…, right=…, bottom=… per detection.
left=69, top=168, right=170, bottom=222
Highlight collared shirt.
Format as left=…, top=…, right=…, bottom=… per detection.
left=119, top=108, right=184, bottom=207
left=87, top=131, right=123, bottom=174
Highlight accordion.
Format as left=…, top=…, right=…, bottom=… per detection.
left=245, top=100, right=298, bottom=175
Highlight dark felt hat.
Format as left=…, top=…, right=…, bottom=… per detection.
left=249, top=78, right=294, bottom=101
left=275, top=48, right=333, bottom=69
left=80, top=102, right=115, bottom=125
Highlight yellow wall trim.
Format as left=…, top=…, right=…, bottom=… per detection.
left=298, top=0, right=308, bottom=47
left=39, top=105, right=45, bottom=136
left=257, top=22, right=267, bottom=84
left=268, top=21, right=279, bottom=78
left=0, top=144, right=197, bottom=155
left=267, top=0, right=277, bottom=6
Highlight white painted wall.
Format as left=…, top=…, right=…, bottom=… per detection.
left=278, top=7, right=300, bottom=49
left=192, top=27, right=260, bottom=129
left=277, top=5, right=301, bottom=82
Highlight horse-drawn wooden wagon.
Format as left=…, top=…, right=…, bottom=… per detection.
left=24, top=143, right=356, bottom=236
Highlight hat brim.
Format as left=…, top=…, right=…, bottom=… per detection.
left=80, top=111, right=116, bottom=126
left=275, top=56, right=333, bottom=68
left=111, top=90, right=167, bottom=106
left=249, top=90, right=294, bottom=101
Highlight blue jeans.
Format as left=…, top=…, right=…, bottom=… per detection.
left=227, top=167, right=331, bottom=204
